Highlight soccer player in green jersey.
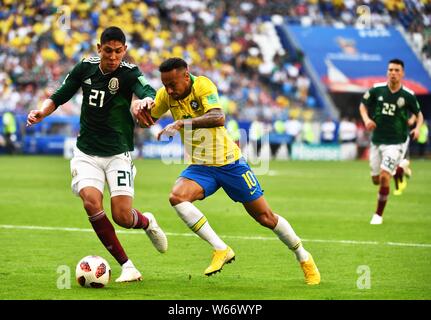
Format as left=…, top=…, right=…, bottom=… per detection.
left=134, top=58, right=320, bottom=285
left=359, top=58, right=424, bottom=225
left=26, top=26, right=168, bottom=282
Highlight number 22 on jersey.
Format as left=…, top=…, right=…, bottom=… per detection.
left=382, top=102, right=396, bottom=116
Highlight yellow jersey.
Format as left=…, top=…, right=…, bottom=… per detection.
left=153, top=74, right=242, bottom=166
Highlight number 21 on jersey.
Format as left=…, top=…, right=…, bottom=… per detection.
left=89, top=89, right=105, bottom=107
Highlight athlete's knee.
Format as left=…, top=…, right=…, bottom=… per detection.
left=82, top=199, right=102, bottom=215
left=169, top=188, right=198, bottom=206
left=254, top=209, right=277, bottom=229
left=372, top=176, right=380, bottom=185
left=379, top=171, right=391, bottom=187
left=112, top=208, right=133, bottom=228
left=169, top=191, right=188, bottom=206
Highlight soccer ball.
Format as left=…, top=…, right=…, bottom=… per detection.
left=76, top=255, right=111, bottom=288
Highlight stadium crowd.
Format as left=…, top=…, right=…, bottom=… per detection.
left=0, top=0, right=312, bottom=122
left=0, top=0, right=430, bottom=145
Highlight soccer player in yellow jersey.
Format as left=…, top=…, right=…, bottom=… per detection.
left=133, top=58, right=320, bottom=284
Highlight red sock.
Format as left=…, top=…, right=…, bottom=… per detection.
left=376, top=186, right=389, bottom=216
left=131, top=208, right=149, bottom=229
left=395, top=166, right=404, bottom=183
left=89, top=211, right=128, bottom=265
left=393, top=176, right=399, bottom=190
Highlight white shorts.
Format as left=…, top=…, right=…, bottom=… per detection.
left=369, top=139, right=408, bottom=176
left=401, top=136, right=410, bottom=159
left=70, top=147, right=137, bottom=197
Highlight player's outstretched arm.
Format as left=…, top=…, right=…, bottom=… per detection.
left=156, top=108, right=225, bottom=141
left=186, top=108, right=225, bottom=129
left=26, top=99, right=56, bottom=127
left=156, top=120, right=184, bottom=141
left=131, top=98, right=156, bottom=128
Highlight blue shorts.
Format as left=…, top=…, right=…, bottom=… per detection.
left=180, top=158, right=264, bottom=203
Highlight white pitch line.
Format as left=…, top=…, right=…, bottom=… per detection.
left=1, top=224, right=431, bottom=248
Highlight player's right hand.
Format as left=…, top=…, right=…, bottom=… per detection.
left=156, top=120, right=183, bottom=140
left=365, top=119, right=376, bottom=131
left=26, top=110, right=44, bottom=127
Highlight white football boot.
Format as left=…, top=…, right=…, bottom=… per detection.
left=399, top=159, right=412, bottom=178
left=370, top=213, right=383, bottom=225
left=143, top=212, right=168, bottom=253
left=115, top=260, right=142, bottom=282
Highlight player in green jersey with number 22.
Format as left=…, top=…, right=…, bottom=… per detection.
left=359, top=58, right=424, bottom=225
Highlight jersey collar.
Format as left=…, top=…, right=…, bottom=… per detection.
left=387, top=82, right=402, bottom=94
left=98, top=64, right=118, bottom=76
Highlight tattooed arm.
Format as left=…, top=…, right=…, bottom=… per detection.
left=157, top=108, right=225, bottom=140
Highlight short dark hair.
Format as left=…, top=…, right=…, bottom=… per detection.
left=100, top=26, right=126, bottom=45
left=389, top=58, right=404, bottom=69
left=159, top=57, right=188, bottom=72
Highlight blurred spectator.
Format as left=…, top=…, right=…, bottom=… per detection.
left=339, top=116, right=358, bottom=159
left=269, top=118, right=286, bottom=159
left=302, top=120, right=315, bottom=144
left=249, top=115, right=265, bottom=158
left=226, top=112, right=241, bottom=147
left=356, top=119, right=371, bottom=160
left=320, top=117, right=337, bottom=144
left=338, top=117, right=357, bottom=144
left=2, top=110, right=17, bottom=154
left=416, top=120, right=429, bottom=158
left=285, top=116, right=302, bottom=159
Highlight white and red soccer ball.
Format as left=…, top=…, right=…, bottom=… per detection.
left=76, top=255, right=111, bottom=288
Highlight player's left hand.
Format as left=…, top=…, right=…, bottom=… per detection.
left=410, top=127, right=420, bottom=140
left=157, top=120, right=184, bottom=140
left=364, top=119, right=376, bottom=131
left=26, top=109, right=44, bottom=127
left=132, top=98, right=155, bottom=127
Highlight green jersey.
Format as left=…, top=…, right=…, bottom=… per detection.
left=50, top=57, right=155, bottom=156
left=361, top=83, right=421, bottom=145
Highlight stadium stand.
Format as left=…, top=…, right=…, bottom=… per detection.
left=0, top=0, right=325, bottom=119
left=1, top=0, right=430, bottom=157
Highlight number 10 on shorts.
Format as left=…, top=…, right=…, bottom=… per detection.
left=242, top=170, right=257, bottom=189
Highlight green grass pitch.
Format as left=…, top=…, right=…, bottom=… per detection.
left=0, top=156, right=430, bottom=300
